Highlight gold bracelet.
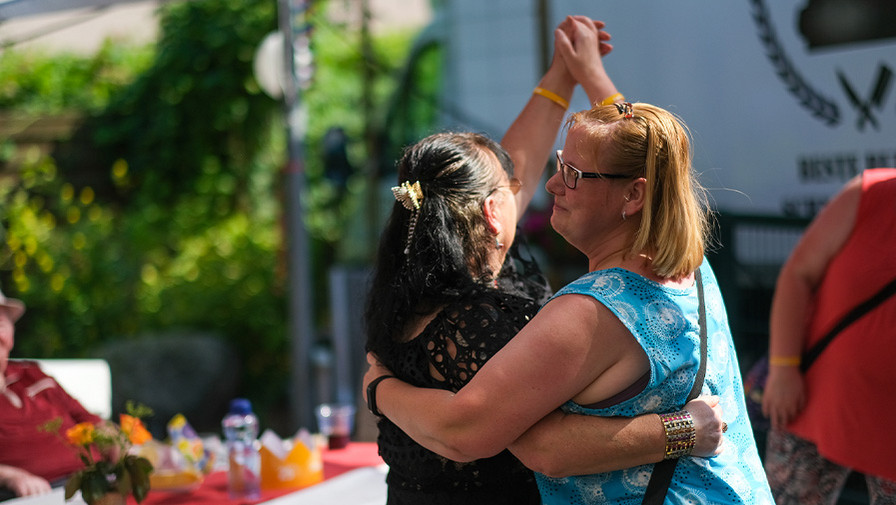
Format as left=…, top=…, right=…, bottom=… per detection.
left=660, top=410, right=696, bottom=460
left=769, top=355, right=802, bottom=367
left=533, top=86, right=569, bottom=110
left=599, top=92, right=624, bottom=106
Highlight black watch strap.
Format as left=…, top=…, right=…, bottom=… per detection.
left=367, top=375, right=396, bottom=417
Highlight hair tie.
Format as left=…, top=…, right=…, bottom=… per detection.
left=614, top=101, right=634, bottom=119
left=391, top=181, right=424, bottom=255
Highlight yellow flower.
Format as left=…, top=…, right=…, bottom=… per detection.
left=65, top=422, right=96, bottom=446
left=120, top=414, right=152, bottom=445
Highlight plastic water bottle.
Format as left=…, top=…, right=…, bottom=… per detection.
left=222, top=398, right=261, bottom=500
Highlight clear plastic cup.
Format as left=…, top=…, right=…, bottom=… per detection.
left=315, top=404, right=355, bottom=449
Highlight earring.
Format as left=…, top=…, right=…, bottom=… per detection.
left=495, top=237, right=504, bottom=249
left=622, top=210, right=627, bottom=220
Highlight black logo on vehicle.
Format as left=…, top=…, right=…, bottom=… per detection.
left=750, top=0, right=895, bottom=130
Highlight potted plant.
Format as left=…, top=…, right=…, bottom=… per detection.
left=43, top=402, right=154, bottom=505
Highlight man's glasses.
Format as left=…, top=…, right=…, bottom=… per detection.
left=555, top=150, right=632, bottom=189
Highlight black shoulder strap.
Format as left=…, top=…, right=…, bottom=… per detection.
left=642, top=269, right=707, bottom=505
left=689, top=270, right=708, bottom=400
left=801, top=276, right=896, bottom=373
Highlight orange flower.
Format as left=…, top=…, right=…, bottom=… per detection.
left=120, top=414, right=152, bottom=445
left=65, top=422, right=96, bottom=446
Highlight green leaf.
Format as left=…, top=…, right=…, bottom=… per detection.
left=81, top=471, right=110, bottom=504
left=64, top=473, right=82, bottom=500
left=38, top=417, right=63, bottom=434
left=125, top=455, right=154, bottom=475
left=125, top=455, right=153, bottom=503
left=115, top=466, right=132, bottom=496
left=132, top=478, right=150, bottom=503
left=125, top=400, right=154, bottom=418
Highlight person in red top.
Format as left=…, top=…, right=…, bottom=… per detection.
left=763, top=168, right=896, bottom=504
left=0, top=286, right=102, bottom=499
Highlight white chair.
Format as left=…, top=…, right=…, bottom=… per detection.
left=20, top=359, right=113, bottom=420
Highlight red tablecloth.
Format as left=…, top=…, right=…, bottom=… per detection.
left=131, top=442, right=383, bottom=505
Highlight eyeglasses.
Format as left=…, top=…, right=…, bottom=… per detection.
left=555, top=150, right=632, bottom=189
left=490, top=176, right=522, bottom=195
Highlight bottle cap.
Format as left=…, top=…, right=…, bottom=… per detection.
left=229, top=398, right=253, bottom=415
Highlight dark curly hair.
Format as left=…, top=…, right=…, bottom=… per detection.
left=364, top=132, right=514, bottom=352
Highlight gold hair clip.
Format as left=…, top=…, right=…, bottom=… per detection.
left=391, top=181, right=423, bottom=210
left=614, top=102, right=634, bottom=119
left=391, top=180, right=423, bottom=256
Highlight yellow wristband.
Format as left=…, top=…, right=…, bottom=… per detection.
left=599, top=92, right=625, bottom=106
left=769, top=355, right=802, bottom=367
left=533, top=87, right=569, bottom=110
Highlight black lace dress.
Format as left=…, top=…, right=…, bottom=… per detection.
left=372, top=239, right=552, bottom=505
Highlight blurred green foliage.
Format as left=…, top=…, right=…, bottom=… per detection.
left=0, top=0, right=437, bottom=428
left=78, top=0, right=280, bottom=206
left=0, top=42, right=155, bottom=114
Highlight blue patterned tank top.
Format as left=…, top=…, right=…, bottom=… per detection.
left=534, top=260, right=773, bottom=504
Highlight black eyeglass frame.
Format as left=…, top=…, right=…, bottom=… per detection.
left=555, top=150, right=632, bottom=189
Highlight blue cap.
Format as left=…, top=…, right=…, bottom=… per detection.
left=229, top=398, right=253, bottom=415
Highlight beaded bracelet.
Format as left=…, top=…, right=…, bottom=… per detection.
left=660, top=410, right=696, bottom=459
left=599, top=92, right=625, bottom=106
left=533, top=86, right=570, bottom=110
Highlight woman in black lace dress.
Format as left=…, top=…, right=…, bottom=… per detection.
left=366, top=132, right=548, bottom=504
left=363, top=17, right=724, bottom=505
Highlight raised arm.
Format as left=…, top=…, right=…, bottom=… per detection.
left=555, top=15, right=622, bottom=106
left=503, top=16, right=615, bottom=217
left=762, top=174, right=862, bottom=429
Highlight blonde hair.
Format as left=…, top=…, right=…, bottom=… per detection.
left=567, top=103, right=710, bottom=278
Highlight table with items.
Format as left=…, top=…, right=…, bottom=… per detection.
left=132, top=442, right=385, bottom=505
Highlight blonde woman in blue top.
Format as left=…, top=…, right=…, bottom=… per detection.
left=364, top=99, right=773, bottom=503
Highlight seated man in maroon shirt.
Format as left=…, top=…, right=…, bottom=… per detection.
left=0, top=286, right=101, bottom=500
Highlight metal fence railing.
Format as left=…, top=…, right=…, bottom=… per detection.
left=707, top=212, right=810, bottom=371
